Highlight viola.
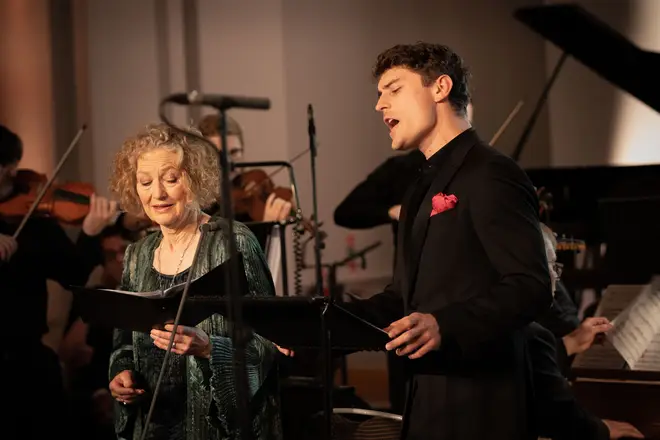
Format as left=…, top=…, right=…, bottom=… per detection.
left=0, top=169, right=95, bottom=224
left=231, top=169, right=317, bottom=234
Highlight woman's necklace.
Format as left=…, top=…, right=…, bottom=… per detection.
left=157, top=220, right=199, bottom=292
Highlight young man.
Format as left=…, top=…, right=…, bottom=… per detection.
left=334, top=102, right=471, bottom=413
left=346, top=43, right=552, bottom=439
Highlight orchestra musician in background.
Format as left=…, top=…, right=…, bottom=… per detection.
left=106, top=123, right=286, bottom=440
left=0, top=124, right=118, bottom=438
left=531, top=225, right=643, bottom=439
left=61, top=224, right=140, bottom=440
left=197, top=113, right=292, bottom=223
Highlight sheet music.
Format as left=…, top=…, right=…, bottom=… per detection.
left=97, top=282, right=184, bottom=299
left=571, top=339, right=627, bottom=370
left=594, top=284, right=643, bottom=319
left=633, top=332, right=660, bottom=371
left=572, top=284, right=642, bottom=369
left=607, top=277, right=660, bottom=370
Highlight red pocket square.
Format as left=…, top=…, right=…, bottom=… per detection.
left=430, top=193, right=458, bottom=217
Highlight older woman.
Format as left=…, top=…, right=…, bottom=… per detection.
left=107, top=123, right=282, bottom=440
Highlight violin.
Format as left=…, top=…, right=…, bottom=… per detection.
left=0, top=169, right=95, bottom=224
left=0, top=169, right=157, bottom=233
left=231, top=169, right=317, bottom=234
left=232, top=169, right=293, bottom=220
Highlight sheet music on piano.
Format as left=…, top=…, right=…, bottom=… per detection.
left=608, top=277, right=660, bottom=371
left=573, top=278, right=660, bottom=371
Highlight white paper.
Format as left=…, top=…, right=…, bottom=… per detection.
left=607, top=277, right=660, bottom=370
left=632, top=332, right=660, bottom=372
left=573, top=284, right=642, bottom=370
left=97, top=281, right=185, bottom=299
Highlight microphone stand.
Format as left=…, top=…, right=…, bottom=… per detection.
left=307, top=104, right=331, bottom=439
left=139, top=221, right=210, bottom=440
left=156, top=94, right=267, bottom=440
left=308, top=104, right=323, bottom=298
left=217, top=107, right=253, bottom=440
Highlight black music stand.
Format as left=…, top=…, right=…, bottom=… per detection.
left=185, top=295, right=389, bottom=440
left=185, top=296, right=388, bottom=351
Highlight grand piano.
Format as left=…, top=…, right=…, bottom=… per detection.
left=514, top=4, right=660, bottom=439
left=513, top=2, right=660, bottom=286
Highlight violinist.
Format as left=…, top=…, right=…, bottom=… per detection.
left=0, top=124, right=116, bottom=438
left=197, top=113, right=293, bottom=223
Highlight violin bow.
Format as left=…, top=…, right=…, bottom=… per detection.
left=12, top=125, right=87, bottom=239
left=489, top=100, right=524, bottom=146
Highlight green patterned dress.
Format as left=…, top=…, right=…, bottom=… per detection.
left=109, top=219, right=282, bottom=440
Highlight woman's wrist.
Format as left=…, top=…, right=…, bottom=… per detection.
left=199, top=339, right=212, bottom=359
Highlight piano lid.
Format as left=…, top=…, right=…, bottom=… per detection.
left=514, top=3, right=660, bottom=113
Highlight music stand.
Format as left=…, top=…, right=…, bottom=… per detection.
left=185, top=295, right=389, bottom=440
left=185, top=296, right=388, bottom=351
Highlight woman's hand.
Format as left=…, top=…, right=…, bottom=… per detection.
left=150, top=324, right=211, bottom=358
left=274, top=343, right=295, bottom=357
left=109, top=370, right=144, bottom=405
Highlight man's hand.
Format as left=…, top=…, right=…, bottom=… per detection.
left=388, top=205, right=401, bottom=221
left=0, top=233, right=17, bottom=261
left=385, top=312, right=441, bottom=359
left=602, top=419, right=644, bottom=439
left=562, top=316, right=613, bottom=356
left=82, top=193, right=119, bottom=236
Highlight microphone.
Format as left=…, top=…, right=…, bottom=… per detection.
left=164, top=91, right=271, bottom=111
left=200, top=218, right=227, bottom=233
left=307, top=104, right=316, bottom=137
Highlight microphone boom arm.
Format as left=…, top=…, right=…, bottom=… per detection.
left=155, top=92, right=271, bottom=440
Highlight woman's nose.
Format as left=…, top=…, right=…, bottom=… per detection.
left=152, top=181, right=166, bottom=199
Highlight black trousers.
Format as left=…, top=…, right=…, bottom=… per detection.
left=4, top=341, right=70, bottom=439
left=387, top=350, right=407, bottom=414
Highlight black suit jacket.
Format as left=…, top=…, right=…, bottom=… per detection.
left=349, top=129, right=552, bottom=440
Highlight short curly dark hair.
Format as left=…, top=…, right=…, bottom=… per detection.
left=0, top=125, right=23, bottom=166
left=109, top=123, right=220, bottom=216
left=373, top=42, right=471, bottom=116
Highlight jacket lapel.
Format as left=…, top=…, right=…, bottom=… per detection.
left=406, top=141, right=476, bottom=300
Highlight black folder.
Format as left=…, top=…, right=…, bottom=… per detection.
left=184, top=296, right=390, bottom=351
left=70, top=254, right=249, bottom=333
left=71, top=255, right=389, bottom=351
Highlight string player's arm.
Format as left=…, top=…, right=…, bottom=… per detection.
left=334, top=154, right=418, bottom=229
